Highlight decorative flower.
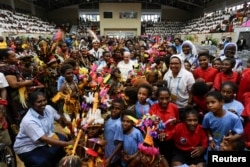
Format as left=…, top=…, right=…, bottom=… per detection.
left=81, top=102, right=90, bottom=111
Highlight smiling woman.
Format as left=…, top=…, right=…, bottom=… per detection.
left=13, top=91, right=74, bottom=167
left=163, top=54, right=195, bottom=121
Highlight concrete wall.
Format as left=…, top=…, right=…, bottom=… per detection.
left=99, top=3, right=141, bottom=36
left=46, top=5, right=79, bottom=25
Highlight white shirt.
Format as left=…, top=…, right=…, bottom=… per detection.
left=0, top=72, right=8, bottom=88
left=163, top=69, right=195, bottom=108
left=117, top=60, right=134, bottom=82
left=89, top=48, right=104, bottom=60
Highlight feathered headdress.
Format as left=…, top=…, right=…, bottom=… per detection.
left=35, top=29, right=65, bottom=64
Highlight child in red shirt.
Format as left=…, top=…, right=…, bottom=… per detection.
left=168, top=109, right=208, bottom=167
left=191, top=82, right=209, bottom=123
left=149, top=87, right=179, bottom=164
left=241, top=93, right=250, bottom=149
left=212, top=58, right=240, bottom=91
left=193, top=50, right=218, bottom=90
left=212, top=58, right=222, bottom=72
left=237, top=67, right=250, bottom=103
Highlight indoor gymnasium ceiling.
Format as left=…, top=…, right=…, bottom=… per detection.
left=32, top=0, right=215, bottom=11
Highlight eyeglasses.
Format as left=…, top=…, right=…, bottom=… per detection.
left=170, top=62, right=180, bottom=65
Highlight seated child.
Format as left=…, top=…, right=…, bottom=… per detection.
left=168, top=109, right=208, bottom=167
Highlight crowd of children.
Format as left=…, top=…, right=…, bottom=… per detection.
left=0, top=33, right=249, bottom=167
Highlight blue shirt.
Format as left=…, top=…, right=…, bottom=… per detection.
left=223, top=100, right=244, bottom=122
left=14, top=105, right=61, bottom=154
left=223, top=100, right=244, bottom=116
left=147, top=98, right=158, bottom=106
left=174, top=44, right=182, bottom=54
left=57, top=75, right=78, bottom=91
left=202, top=110, right=243, bottom=147
left=123, top=127, right=143, bottom=155
left=135, top=101, right=150, bottom=119
left=122, top=127, right=143, bottom=167
left=104, top=117, right=123, bottom=160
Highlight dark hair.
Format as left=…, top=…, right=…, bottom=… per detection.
left=137, top=83, right=152, bottom=97
left=220, top=81, right=238, bottom=93
left=28, top=91, right=46, bottom=106
left=103, top=51, right=111, bottom=56
left=152, top=80, right=168, bottom=87
left=212, top=57, right=222, bottom=64
left=192, top=82, right=209, bottom=96
left=174, top=38, right=181, bottom=42
left=232, top=138, right=246, bottom=151
left=198, top=49, right=210, bottom=59
left=0, top=48, right=10, bottom=61
left=121, top=110, right=136, bottom=120
left=184, top=60, right=191, bottom=66
left=124, top=87, right=138, bottom=103
left=206, top=91, right=223, bottom=101
left=112, top=98, right=125, bottom=109
left=58, top=155, right=82, bottom=167
left=63, top=58, right=77, bottom=67
left=183, top=108, right=199, bottom=120
left=167, top=45, right=177, bottom=54
left=223, top=57, right=236, bottom=68
left=60, top=64, right=74, bottom=75
left=155, top=87, right=171, bottom=97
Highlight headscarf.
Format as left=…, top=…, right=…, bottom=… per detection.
left=163, top=54, right=185, bottom=78
left=170, top=54, right=185, bottom=69
left=181, top=40, right=198, bottom=57
left=223, top=42, right=238, bottom=58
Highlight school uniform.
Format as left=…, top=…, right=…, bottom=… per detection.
left=202, top=111, right=244, bottom=147
left=104, top=117, right=123, bottom=164
left=237, top=68, right=250, bottom=103
left=193, top=67, right=218, bottom=82
left=149, top=102, right=179, bottom=162
left=213, top=71, right=240, bottom=91
left=171, top=123, right=208, bottom=165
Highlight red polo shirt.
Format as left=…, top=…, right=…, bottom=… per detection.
left=149, top=102, right=179, bottom=138
left=242, top=102, right=250, bottom=148
left=213, top=71, right=240, bottom=91
left=172, top=123, right=208, bottom=152
left=193, top=66, right=218, bottom=82
left=237, top=68, right=250, bottom=103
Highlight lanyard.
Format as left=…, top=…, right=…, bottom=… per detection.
left=93, top=50, right=100, bottom=59
left=168, top=76, right=181, bottom=95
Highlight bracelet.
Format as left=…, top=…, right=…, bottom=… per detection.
left=209, top=136, right=213, bottom=141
